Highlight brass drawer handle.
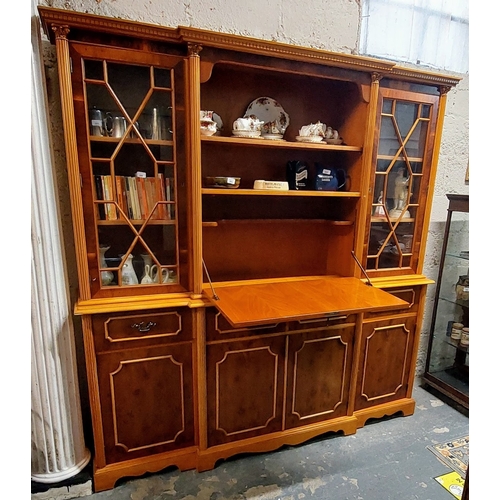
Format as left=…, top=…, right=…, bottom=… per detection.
left=131, top=321, right=157, bottom=333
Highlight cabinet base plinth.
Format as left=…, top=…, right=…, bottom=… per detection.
left=93, top=447, right=198, bottom=493
left=354, top=398, right=415, bottom=428
left=197, top=416, right=358, bottom=472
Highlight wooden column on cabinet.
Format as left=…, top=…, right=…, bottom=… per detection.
left=186, top=43, right=203, bottom=296
left=51, top=23, right=91, bottom=299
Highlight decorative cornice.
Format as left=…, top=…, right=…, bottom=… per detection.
left=38, top=6, right=180, bottom=44
left=391, top=67, right=461, bottom=88
left=177, top=27, right=394, bottom=74
left=38, top=6, right=461, bottom=88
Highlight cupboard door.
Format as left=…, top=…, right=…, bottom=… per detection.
left=96, top=342, right=195, bottom=464
left=355, top=316, right=416, bottom=411
left=366, top=88, right=439, bottom=276
left=69, top=41, right=189, bottom=298
left=206, top=336, right=286, bottom=446
left=285, top=326, right=355, bottom=428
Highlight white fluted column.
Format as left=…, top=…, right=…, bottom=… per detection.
left=31, top=0, right=91, bottom=483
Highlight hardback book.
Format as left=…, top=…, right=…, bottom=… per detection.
left=94, top=175, right=106, bottom=220
left=135, top=175, right=149, bottom=220
left=102, top=175, right=118, bottom=220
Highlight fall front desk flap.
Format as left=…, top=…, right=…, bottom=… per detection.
left=203, top=276, right=408, bottom=328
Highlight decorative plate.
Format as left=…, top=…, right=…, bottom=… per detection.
left=244, top=97, right=290, bottom=134
left=295, top=135, right=324, bottom=143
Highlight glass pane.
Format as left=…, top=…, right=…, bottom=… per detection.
left=368, top=94, right=434, bottom=272
left=83, top=58, right=181, bottom=291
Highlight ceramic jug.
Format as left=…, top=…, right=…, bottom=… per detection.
left=99, top=245, right=114, bottom=286
left=140, top=265, right=156, bottom=284
left=120, top=254, right=139, bottom=285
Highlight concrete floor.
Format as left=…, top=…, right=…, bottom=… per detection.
left=33, top=381, right=469, bottom=500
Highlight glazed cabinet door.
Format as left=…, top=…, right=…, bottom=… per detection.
left=285, top=322, right=355, bottom=428
left=354, top=315, right=417, bottom=412
left=366, top=87, right=440, bottom=277
left=206, top=336, right=286, bottom=447
left=69, top=41, right=190, bottom=298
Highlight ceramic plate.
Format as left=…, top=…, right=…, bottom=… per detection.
left=262, top=134, right=284, bottom=140
left=295, top=135, right=324, bottom=143
left=232, top=130, right=262, bottom=138
left=325, top=138, right=343, bottom=145
left=244, top=97, right=290, bottom=133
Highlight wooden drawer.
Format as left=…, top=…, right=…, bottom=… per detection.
left=92, top=308, right=193, bottom=352
left=363, top=287, right=420, bottom=320
left=205, top=308, right=286, bottom=342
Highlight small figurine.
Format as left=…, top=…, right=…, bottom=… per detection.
left=389, top=167, right=410, bottom=218
left=373, top=191, right=386, bottom=217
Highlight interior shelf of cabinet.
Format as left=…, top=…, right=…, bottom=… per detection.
left=89, top=136, right=174, bottom=146
left=445, top=338, right=469, bottom=353
left=97, top=219, right=176, bottom=225
left=202, top=219, right=354, bottom=228
left=202, top=188, right=361, bottom=197
left=438, top=295, right=469, bottom=309
left=201, top=135, right=362, bottom=151
left=371, top=217, right=415, bottom=223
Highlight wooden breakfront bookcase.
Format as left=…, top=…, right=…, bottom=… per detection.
left=39, top=6, right=461, bottom=492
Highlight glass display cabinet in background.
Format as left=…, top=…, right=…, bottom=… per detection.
left=423, top=194, right=469, bottom=409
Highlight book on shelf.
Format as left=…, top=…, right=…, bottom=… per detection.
left=157, top=173, right=168, bottom=219
left=94, top=175, right=106, bottom=220
left=135, top=173, right=149, bottom=220
left=102, top=175, right=118, bottom=220
left=115, top=175, right=128, bottom=219
left=145, top=177, right=159, bottom=220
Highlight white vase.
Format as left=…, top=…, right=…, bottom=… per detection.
left=120, top=254, right=139, bottom=285
left=99, top=246, right=114, bottom=286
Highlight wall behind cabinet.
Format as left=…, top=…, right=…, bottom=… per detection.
left=37, top=0, right=468, bottom=420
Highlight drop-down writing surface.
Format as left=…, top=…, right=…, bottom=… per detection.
left=203, top=277, right=408, bottom=328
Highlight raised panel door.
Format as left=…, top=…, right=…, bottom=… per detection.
left=206, top=336, right=286, bottom=446
left=285, top=325, right=355, bottom=428
left=96, top=342, right=195, bottom=464
left=355, top=316, right=416, bottom=411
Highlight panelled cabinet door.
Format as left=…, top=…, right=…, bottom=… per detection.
left=96, top=343, right=195, bottom=464
left=285, top=325, right=355, bottom=428
left=206, top=336, right=286, bottom=447
left=69, top=41, right=189, bottom=298
left=366, top=87, right=439, bottom=277
left=354, top=316, right=416, bottom=411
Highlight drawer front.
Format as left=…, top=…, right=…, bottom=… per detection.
left=364, top=287, right=421, bottom=320
left=206, top=308, right=286, bottom=342
left=92, top=308, right=193, bottom=352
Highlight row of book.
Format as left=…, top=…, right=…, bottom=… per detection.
left=94, top=173, right=174, bottom=221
